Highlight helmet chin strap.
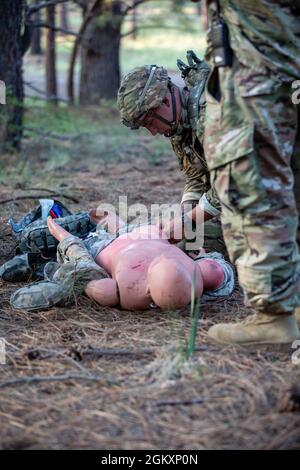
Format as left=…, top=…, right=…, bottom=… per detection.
left=152, top=84, right=178, bottom=137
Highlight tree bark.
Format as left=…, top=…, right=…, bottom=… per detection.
left=45, top=4, right=57, bottom=103
left=31, top=0, right=43, bottom=55
left=131, top=4, right=137, bottom=40
left=199, top=1, right=208, bottom=31
left=79, top=1, right=122, bottom=104
left=0, top=0, right=24, bottom=151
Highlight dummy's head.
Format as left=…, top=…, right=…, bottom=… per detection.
left=146, top=255, right=203, bottom=310
left=117, top=65, right=182, bottom=137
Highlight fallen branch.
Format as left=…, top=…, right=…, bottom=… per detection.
left=24, top=125, right=75, bottom=141
left=156, top=398, right=204, bottom=407
left=22, top=187, right=70, bottom=194
left=0, top=373, right=118, bottom=389
left=25, top=347, right=88, bottom=372
left=73, top=346, right=157, bottom=359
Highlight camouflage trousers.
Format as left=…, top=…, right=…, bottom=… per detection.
left=204, top=58, right=300, bottom=315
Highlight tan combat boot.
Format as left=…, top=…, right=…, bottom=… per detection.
left=208, top=312, right=300, bottom=349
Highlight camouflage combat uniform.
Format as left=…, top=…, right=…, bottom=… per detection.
left=118, top=63, right=227, bottom=255
left=204, top=0, right=300, bottom=314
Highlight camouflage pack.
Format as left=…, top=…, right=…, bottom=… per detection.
left=1, top=200, right=96, bottom=283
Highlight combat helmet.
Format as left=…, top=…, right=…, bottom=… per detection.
left=117, top=65, right=171, bottom=129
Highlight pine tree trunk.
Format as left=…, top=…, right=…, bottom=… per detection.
left=0, top=0, right=24, bottom=151
left=45, top=5, right=57, bottom=103
left=31, top=0, right=43, bottom=55
left=60, top=2, right=69, bottom=31
left=79, top=2, right=122, bottom=104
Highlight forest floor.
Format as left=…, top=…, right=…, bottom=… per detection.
left=0, top=104, right=299, bottom=450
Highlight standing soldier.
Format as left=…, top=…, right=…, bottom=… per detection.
left=188, top=0, right=300, bottom=346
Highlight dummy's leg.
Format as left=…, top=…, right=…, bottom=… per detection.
left=1, top=210, right=94, bottom=283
